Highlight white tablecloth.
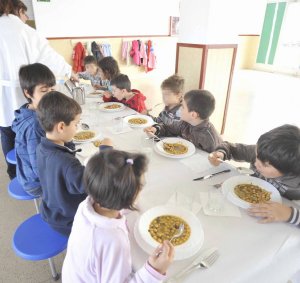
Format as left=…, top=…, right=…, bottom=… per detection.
left=80, top=97, right=300, bottom=283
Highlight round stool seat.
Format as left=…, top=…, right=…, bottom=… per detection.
left=6, top=148, right=16, bottom=165
left=13, top=214, right=68, bottom=261
left=8, top=177, right=36, bottom=200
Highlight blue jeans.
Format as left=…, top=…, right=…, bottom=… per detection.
left=0, top=126, right=16, bottom=179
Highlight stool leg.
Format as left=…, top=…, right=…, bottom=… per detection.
left=48, top=258, right=60, bottom=281
left=33, top=198, right=40, bottom=213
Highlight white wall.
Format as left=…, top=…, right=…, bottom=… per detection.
left=32, top=0, right=180, bottom=38
left=179, top=0, right=266, bottom=44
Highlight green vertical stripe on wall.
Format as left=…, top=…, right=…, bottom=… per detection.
left=268, top=2, right=286, bottom=64
left=256, top=3, right=276, bottom=64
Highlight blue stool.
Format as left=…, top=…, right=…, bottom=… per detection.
left=6, top=148, right=16, bottom=165
left=8, top=177, right=40, bottom=213
left=13, top=214, right=68, bottom=280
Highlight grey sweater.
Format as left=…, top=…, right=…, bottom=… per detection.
left=216, top=141, right=300, bottom=227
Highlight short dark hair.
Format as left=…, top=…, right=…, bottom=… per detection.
left=98, top=56, right=120, bottom=81
left=83, top=55, right=97, bottom=66
left=84, top=150, right=148, bottom=211
left=110, top=74, right=131, bottom=92
left=19, top=63, right=56, bottom=102
left=161, top=74, right=184, bottom=94
left=184, top=90, right=215, bottom=120
left=257, top=124, right=300, bottom=175
left=37, top=91, right=82, bottom=132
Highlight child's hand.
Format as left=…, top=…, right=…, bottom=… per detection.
left=148, top=241, right=174, bottom=275
left=248, top=202, right=292, bottom=223
left=93, top=84, right=101, bottom=90
left=144, top=126, right=157, bottom=136
left=208, top=151, right=224, bottom=166
left=101, top=138, right=113, bottom=147
left=103, top=91, right=112, bottom=98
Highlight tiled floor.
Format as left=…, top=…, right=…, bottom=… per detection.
left=0, top=69, right=299, bottom=282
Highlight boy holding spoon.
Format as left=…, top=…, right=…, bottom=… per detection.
left=209, top=124, right=300, bottom=227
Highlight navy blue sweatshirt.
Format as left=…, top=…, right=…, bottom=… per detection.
left=36, top=137, right=87, bottom=236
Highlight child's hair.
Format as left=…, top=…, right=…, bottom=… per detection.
left=83, top=55, right=97, bottom=66
left=84, top=150, right=148, bottom=211
left=37, top=91, right=82, bottom=132
left=19, top=63, right=56, bottom=103
left=161, top=74, right=184, bottom=94
left=98, top=56, right=120, bottom=81
left=257, top=124, right=300, bottom=175
left=184, top=89, right=215, bottom=120
left=110, top=74, right=131, bottom=92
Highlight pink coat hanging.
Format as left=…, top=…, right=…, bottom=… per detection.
left=130, top=40, right=140, bottom=65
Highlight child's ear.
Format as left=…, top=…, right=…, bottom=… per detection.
left=24, top=89, right=31, bottom=99
left=56, top=121, right=65, bottom=133
left=191, top=111, right=199, bottom=119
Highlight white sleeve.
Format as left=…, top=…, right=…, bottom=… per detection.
left=24, top=25, right=72, bottom=77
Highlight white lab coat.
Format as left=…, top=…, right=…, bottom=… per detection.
left=0, top=14, right=72, bottom=127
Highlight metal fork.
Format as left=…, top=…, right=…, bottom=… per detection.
left=168, top=248, right=220, bottom=282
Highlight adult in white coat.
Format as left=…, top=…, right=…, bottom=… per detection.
left=0, top=0, right=73, bottom=179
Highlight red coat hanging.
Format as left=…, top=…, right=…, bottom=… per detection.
left=72, top=42, right=86, bottom=72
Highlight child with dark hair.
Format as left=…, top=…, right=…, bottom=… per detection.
left=62, top=150, right=174, bottom=282
left=11, top=63, right=55, bottom=196
left=209, top=124, right=300, bottom=227
left=103, top=73, right=147, bottom=114
left=76, top=55, right=103, bottom=89
left=145, top=89, right=223, bottom=153
left=36, top=91, right=112, bottom=235
left=152, top=74, right=184, bottom=125
left=98, top=56, right=120, bottom=88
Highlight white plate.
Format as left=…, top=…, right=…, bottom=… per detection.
left=99, top=102, right=125, bottom=112
left=134, top=205, right=204, bottom=260
left=73, top=130, right=102, bottom=144
left=154, top=137, right=196, bottom=159
left=222, top=175, right=282, bottom=209
left=123, top=114, right=154, bottom=128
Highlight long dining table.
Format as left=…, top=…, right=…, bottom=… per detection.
left=77, top=95, right=300, bottom=283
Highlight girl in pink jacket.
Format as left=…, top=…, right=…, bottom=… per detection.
left=62, top=150, right=174, bottom=283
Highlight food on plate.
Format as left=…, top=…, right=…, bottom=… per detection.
left=92, top=140, right=102, bottom=147
left=234, top=183, right=271, bottom=204
left=163, top=142, right=188, bottom=155
left=148, top=215, right=191, bottom=246
left=104, top=103, right=122, bottom=109
left=74, top=131, right=96, bottom=141
left=128, top=118, right=148, bottom=125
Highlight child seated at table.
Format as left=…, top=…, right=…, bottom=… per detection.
left=12, top=63, right=56, bottom=196
left=151, top=74, right=184, bottom=126
left=36, top=91, right=112, bottom=236
left=98, top=56, right=120, bottom=90
left=103, top=74, right=147, bottom=114
left=208, top=124, right=300, bottom=227
left=76, top=55, right=103, bottom=90
left=144, top=89, right=223, bottom=153
left=62, top=149, right=174, bottom=282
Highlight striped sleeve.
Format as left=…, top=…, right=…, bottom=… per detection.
left=287, top=207, right=300, bottom=227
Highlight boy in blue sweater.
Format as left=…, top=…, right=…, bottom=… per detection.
left=12, top=63, right=56, bottom=196
left=36, top=91, right=112, bottom=236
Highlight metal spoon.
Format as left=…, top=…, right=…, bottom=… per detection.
left=209, top=154, right=254, bottom=175
left=155, top=223, right=185, bottom=257
left=169, top=223, right=185, bottom=244
left=81, top=123, right=90, bottom=130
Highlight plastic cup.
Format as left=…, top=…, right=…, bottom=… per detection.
left=206, top=191, right=224, bottom=213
